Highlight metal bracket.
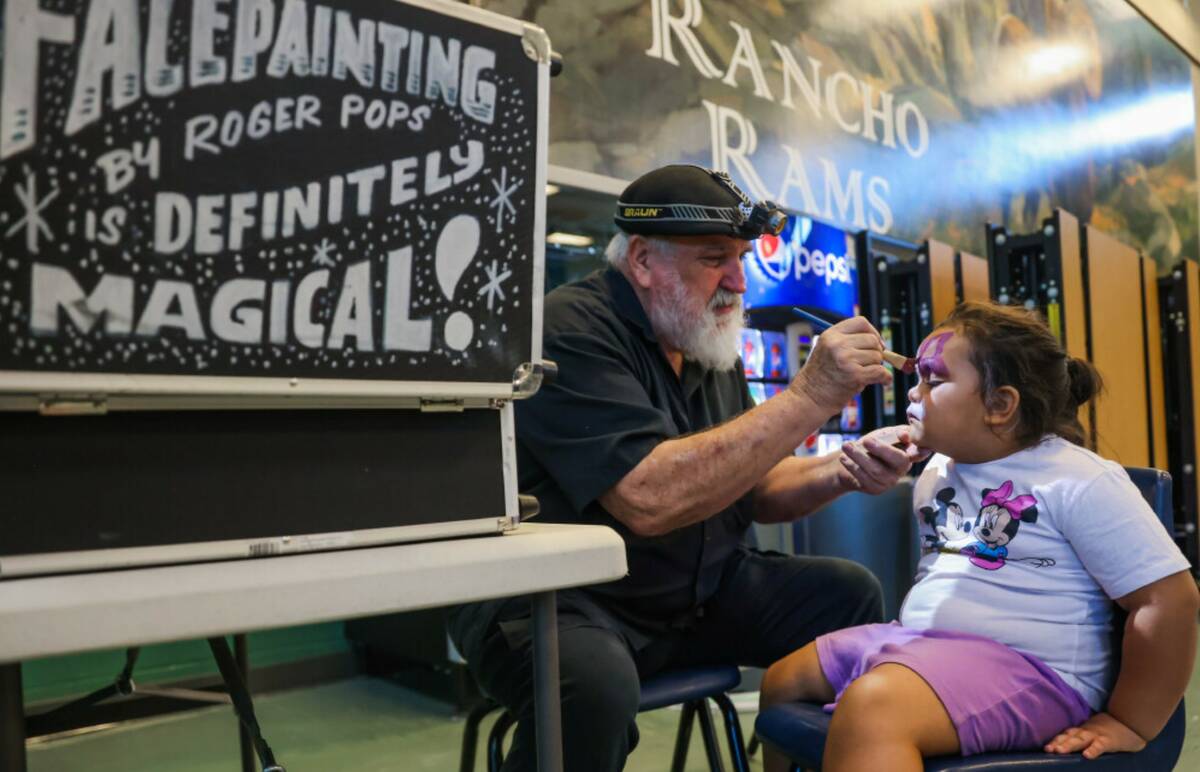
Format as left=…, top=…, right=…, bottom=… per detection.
left=521, top=23, right=552, bottom=64
left=512, top=362, right=543, bottom=398
left=512, top=360, right=556, bottom=399
left=419, top=398, right=466, bottom=413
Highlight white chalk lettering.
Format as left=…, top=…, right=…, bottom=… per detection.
left=232, top=0, right=274, bottom=82
left=31, top=263, right=134, bottom=336
left=293, top=269, right=329, bottom=348
left=96, top=138, right=160, bottom=194
left=154, top=192, right=194, bottom=253
left=327, top=259, right=374, bottom=350
left=333, top=11, right=376, bottom=87
left=383, top=247, right=431, bottom=351
left=211, top=278, right=266, bottom=343
left=378, top=22, right=410, bottom=92
left=190, top=0, right=230, bottom=87
left=267, top=0, right=311, bottom=77
left=4, top=0, right=498, bottom=157
left=269, top=278, right=291, bottom=344
left=426, top=35, right=460, bottom=105
left=145, top=0, right=183, bottom=97
left=28, top=250, right=448, bottom=352
left=65, top=0, right=141, bottom=136
left=155, top=142, right=485, bottom=254
left=136, top=280, right=206, bottom=340
left=1, top=0, right=75, bottom=159
left=461, top=45, right=496, bottom=124
left=184, top=96, right=321, bottom=160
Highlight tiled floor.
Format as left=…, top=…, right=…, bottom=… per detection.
left=26, top=634, right=1200, bottom=771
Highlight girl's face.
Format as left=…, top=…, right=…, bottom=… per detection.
left=905, top=328, right=994, bottom=460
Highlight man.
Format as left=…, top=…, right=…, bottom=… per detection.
left=449, top=164, right=918, bottom=771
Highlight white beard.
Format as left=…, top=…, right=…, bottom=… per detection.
left=649, top=279, right=744, bottom=372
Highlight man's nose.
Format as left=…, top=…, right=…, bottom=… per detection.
left=722, top=259, right=746, bottom=293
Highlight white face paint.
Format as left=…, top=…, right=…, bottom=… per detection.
left=648, top=269, right=744, bottom=372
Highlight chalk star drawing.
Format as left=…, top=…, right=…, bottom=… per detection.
left=477, top=259, right=512, bottom=311
left=312, top=238, right=337, bottom=267
left=487, top=167, right=519, bottom=233
left=6, top=166, right=58, bottom=253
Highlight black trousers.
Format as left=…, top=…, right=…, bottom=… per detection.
left=452, top=549, right=884, bottom=772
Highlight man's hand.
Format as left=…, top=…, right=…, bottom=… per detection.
left=836, top=425, right=925, bottom=494
left=1044, top=712, right=1147, bottom=759
left=791, top=317, right=891, bottom=414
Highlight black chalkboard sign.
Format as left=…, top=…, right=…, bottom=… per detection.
left=0, top=0, right=548, bottom=401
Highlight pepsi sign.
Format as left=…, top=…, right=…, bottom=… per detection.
left=744, top=214, right=858, bottom=318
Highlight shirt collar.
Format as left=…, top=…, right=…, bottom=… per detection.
left=604, top=268, right=711, bottom=395
left=604, top=268, right=659, bottom=343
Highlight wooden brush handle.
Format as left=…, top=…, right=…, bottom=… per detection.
left=882, top=350, right=914, bottom=372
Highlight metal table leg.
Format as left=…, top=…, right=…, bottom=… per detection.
left=531, top=591, right=562, bottom=772
left=1, top=663, right=27, bottom=772
left=234, top=635, right=254, bottom=772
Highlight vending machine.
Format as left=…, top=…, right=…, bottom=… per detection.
left=986, top=210, right=1088, bottom=360
left=1159, top=261, right=1200, bottom=573
left=922, top=239, right=991, bottom=323
left=743, top=213, right=861, bottom=456
left=854, top=231, right=931, bottom=434
left=987, top=211, right=1168, bottom=471
left=957, top=249, right=992, bottom=305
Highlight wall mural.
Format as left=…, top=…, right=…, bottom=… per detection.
left=480, top=0, right=1196, bottom=273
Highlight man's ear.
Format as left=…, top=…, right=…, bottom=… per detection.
left=626, top=235, right=657, bottom=290
left=984, top=385, right=1020, bottom=428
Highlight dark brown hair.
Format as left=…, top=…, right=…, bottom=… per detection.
left=940, top=301, right=1102, bottom=447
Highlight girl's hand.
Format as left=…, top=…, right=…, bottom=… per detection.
left=1044, top=712, right=1146, bottom=758
left=836, top=425, right=915, bottom=495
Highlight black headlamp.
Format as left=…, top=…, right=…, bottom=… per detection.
left=613, top=164, right=789, bottom=240
left=707, top=170, right=788, bottom=238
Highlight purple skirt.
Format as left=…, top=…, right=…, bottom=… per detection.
left=815, top=623, right=1093, bottom=756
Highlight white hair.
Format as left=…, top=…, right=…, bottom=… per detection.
left=604, top=231, right=742, bottom=371
left=648, top=278, right=744, bottom=372
left=605, top=231, right=678, bottom=268
left=605, top=231, right=630, bottom=268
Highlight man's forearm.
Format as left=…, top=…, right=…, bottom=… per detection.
left=752, top=454, right=850, bottom=523
left=599, top=387, right=833, bottom=537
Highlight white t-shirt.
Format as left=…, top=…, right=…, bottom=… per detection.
left=899, top=436, right=1189, bottom=710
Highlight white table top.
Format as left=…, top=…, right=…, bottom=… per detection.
left=0, top=523, right=627, bottom=663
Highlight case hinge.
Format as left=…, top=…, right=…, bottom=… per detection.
left=39, top=397, right=108, bottom=416
left=419, top=398, right=466, bottom=413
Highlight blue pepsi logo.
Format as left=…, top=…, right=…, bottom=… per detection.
left=752, top=233, right=791, bottom=283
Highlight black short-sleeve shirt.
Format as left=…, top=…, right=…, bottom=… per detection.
left=515, top=268, right=756, bottom=635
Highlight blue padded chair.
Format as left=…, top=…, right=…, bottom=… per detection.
left=460, top=665, right=750, bottom=772
left=754, top=467, right=1186, bottom=772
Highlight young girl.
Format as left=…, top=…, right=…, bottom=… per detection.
left=760, top=301, right=1198, bottom=771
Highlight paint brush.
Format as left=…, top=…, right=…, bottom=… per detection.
left=791, top=307, right=916, bottom=374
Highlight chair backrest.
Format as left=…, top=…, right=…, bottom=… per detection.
left=1122, top=467, right=1173, bottom=534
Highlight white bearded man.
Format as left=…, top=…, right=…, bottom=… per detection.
left=449, top=164, right=922, bottom=772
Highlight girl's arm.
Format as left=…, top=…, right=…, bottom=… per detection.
left=1045, top=569, right=1199, bottom=758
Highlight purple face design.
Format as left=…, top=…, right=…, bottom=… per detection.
left=916, top=331, right=954, bottom=381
